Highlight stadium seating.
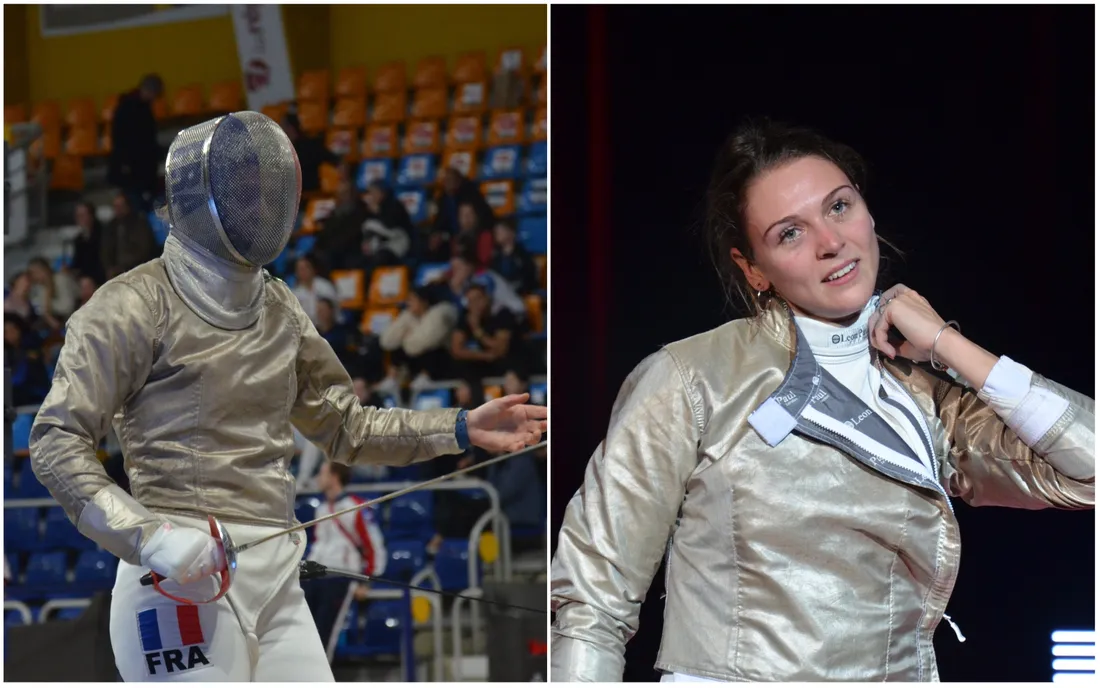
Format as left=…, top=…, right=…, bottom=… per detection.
left=435, top=537, right=477, bottom=590
left=24, top=551, right=68, bottom=588
left=387, top=494, right=434, bottom=539
left=383, top=539, right=427, bottom=583
left=72, top=550, right=117, bottom=589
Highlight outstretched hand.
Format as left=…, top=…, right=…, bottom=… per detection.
left=467, top=393, right=548, bottom=453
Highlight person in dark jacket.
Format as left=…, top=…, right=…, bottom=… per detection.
left=429, top=169, right=495, bottom=262
left=489, top=219, right=538, bottom=294
left=69, top=201, right=107, bottom=285
left=281, top=109, right=343, bottom=196
left=108, top=74, right=164, bottom=213
left=315, top=178, right=370, bottom=271
left=100, top=192, right=158, bottom=279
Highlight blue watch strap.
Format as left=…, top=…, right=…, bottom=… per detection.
left=455, top=409, right=471, bottom=450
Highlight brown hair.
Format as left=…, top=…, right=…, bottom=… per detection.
left=327, top=461, right=351, bottom=487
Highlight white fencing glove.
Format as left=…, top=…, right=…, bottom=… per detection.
left=139, top=522, right=227, bottom=585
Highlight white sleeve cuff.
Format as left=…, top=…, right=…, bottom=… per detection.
left=979, top=356, right=1069, bottom=447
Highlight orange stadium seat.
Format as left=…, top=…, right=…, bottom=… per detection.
left=65, top=98, right=97, bottom=127
left=487, top=110, right=524, bottom=146
left=64, top=125, right=99, bottom=156
left=152, top=97, right=169, bottom=120
left=361, top=306, right=399, bottom=336
left=5, top=104, right=27, bottom=124
left=331, top=269, right=367, bottom=309
left=261, top=102, right=290, bottom=125
left=172, top=85, right=205, bottom=117
left=373, top=62, right=407, bottom=94
left=332, top=98, right=366, bottom=129
left=301, top=198, right=336, bottom=234
left=33, top=127, right=62, bottom=160
left=101, top=94, right=118, bottom=123
left=445, top=116, right=483, bottom=150
left=532, top=107, right=546, bottom=141
left=362, top=124, right=399, bottom=158
left=414, top=57, right=448, bottom=89
left=404, top=120, right=441, bottom=155
left=368, top=265, right=409, bottom=307
left=525, top=293, right=544, bottom=333
left=298, top=100, right=328, bottom=133
left=371, top=92, right=407, bottom=124
left=326, top=129, right=359, bottom=162
left=209, top=81, right=242, bottom=112
left=453, top=51, right=487, bottom=84
left=49, top=154, right=83, bottom=190
left=100, top=126, right=112, bottom=154
left=534, top=45, right=547, bottom=74
left=411, top=88, right=448, bottom=120
left=440, top=149, right=476, bottom=179
left=536, top=74, right=547, bottom=106
left=453, top=82, right=487, bottom=115
left=298, top=70, right=330, bottom=103
left=32, top=101, right=62, bottom=129
left=335, top=66, right=367, bottom=99
left=319, top=162, right=343, bottom=196
left=483, top=384, right=503, bottom=401
left=495, top=47, right=527, bottom=75
left=534, top=254, right=547, bottom=290
left=480, top=179, right=516, bottom=217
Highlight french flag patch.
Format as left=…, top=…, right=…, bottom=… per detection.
left=138, top=606, right=205, bottom=651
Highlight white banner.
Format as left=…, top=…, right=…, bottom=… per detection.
left=230, top=5, right=295, bottom=112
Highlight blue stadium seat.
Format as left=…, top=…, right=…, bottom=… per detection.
left=267, top=246, right=291, bottom=277
left=412, top=389, right=451, bottom=410
left=24, top=550, right=68, bottom=587
left=387, top=494, right=433, bottom=538
left=42, top=507, right=92, bottom=550
left=6, top=555, right=19, bottom=584
left=356, top=158, right=395, bottom=190
left=295, top=497, right=320, bottom=526
left=5, top=609, right=27, bottom=627
left=16, top=466, right=51, bottom=499
left=414, top=262, right=449, bottom=287
left=73, top=550, right=117, bottom=588
left=5, top=507, right=41, bottom=553
left=11, top=413, right=33, bottom=454
left=4, top=463, right=13, bottom=493
left=525, top=141, right=547, bottom=178
left=394, top=188, right=429, bottom=225
left=386, top=464, right=422, bottom=482
left=51, top=607, right=86, bottom=621
left=479, top=145, right=522, bottom=180
left=395, top=154, right=436, bottom=188
left=529, top=381, right=547, bottom=406
left=518, top=215, right=547, bottom=254
left=384, top=540, right=427, bottom=583
left=294, top=234, right=317, bottom=257
left=517, top=178, right=547, bottom=215
left=360, top=600, right=404, bottom=655
left=435, top=538, right=476, bottom=591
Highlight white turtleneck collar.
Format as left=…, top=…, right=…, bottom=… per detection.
left=793, top=294, right=880, bottom=364
left=162, top=232, right=266, bottom=331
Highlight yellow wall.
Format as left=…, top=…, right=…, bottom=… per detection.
left=5, top=5, right=31, bottom=106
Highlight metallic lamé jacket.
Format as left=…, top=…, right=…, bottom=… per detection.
left=30, top=259, right=463, bottom=566
left=551, top=301, right=1094, bottom=682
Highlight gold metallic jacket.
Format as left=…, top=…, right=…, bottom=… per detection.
left=551, top=301, right=1094, bottom=682
left=30, top=260, right=463, bottom=567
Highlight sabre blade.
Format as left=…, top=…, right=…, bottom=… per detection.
left=235, top=441, right=547, bottom=554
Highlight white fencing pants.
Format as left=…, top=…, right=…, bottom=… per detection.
left=110, top=513, right=333, bottom=682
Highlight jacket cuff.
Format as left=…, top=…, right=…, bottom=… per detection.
left=455, top=409, right=471, bottom=450
left=979, top=356, right=1069, bottom=447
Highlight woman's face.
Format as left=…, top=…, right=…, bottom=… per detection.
left=295, top=258, right=315, bottom=284
left=734, top=156, right=878, bottom=323
left=75, top=204, right=94, bottom=229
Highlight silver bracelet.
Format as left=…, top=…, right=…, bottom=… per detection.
left=930, top=320, right=960, bottom=371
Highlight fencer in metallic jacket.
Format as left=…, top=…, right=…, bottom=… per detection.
left=551, top=298, right=1094, bottom=682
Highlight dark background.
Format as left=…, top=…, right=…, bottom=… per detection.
left=550, top=4, right=1095, bottom=682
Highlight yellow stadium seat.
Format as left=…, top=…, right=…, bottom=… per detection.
left=261, top=102, right=290, bottom=125
left=298, top=100, right=328, bottom=133
left=171, top=85, right=205, bottom=117
left=534, top=254, right=547, bottom=290
left=331, top=269, right=367, bottom=310
left=209, top=81, right=242, bottom=112
left=445, top=116, right=483, bottom=150
left=495, top=46, right=527, bottom=75
left=335, top=66, right=367, bottom=99
left=301, top=198, right=336, bottom=234
left=454, top=51, right=487, bottom=84
left=480, top=179, right=516, bottom=217
left=440, top=149, right=476, bottom=180
left=5, top=104, right=27, bottom=124
left=524, top=294, right=544, bottom=333
left=452, top=82, right=487, bottom=115
left=411, top=88, right=448, bottom=120
left=32, top=101, right=62, bottom=129
left=326, top=129, right=359, bottom=162
left=404, top=120, right=441, bottom=155
left=534, top=45, right=547, bottom=74
left=64, top=125, right=99, bottom=157
left=50, top=154, right=84, bottom=191
left=373, top=62, right=407, bottom=94
left=361, top=306, right=400, bottom=336
left=332, top=98, right=366, bottom=129
left=414, top=57, right=448, bottom=89
left=298, top=70, right=330, bottom=103
left=101, top=94, right=118, bottom=123
left=65, top=98, right=97, bottom=127
left=532, top=107, right=546, bottom=141
left=362, top=124, right=399, bottom=158
left=371, top=92, right=407, bottom=124
left=487, top=110, right=524, bottom=146
left=368, top=265, right=409, bottom=308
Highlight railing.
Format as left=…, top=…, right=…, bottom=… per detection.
left=4, top=123, right=48, bottom=246
left=38, top=596, right=91, bottom=623
left=4, top=600, right=33, bottom=626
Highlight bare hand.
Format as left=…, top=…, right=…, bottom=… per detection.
left=867, top=284, right=947, bottom=361
left=467, top=393, right=547, bottom=453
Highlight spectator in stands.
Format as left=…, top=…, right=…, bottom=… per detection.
left=76, top=275, right=99, bottom=309
left=316, top=177, right=370, bottom=271
left=361, top=182, right=413, bottom=266
left=303, top=460, right=387, bottom=664
left=490, top=219, right=538, bottom=294
left=450, top=283, right=520, bottom=381
left=100, top=192, right=157, bottom=279
left=315, top=297, right=360, bottom=366
left=27, top=257, right=78, bottom=327
left=281, top=109, right=343, bottom=196
left=439, top=254, right=527, bottom=327
left=292, top=254, right=339, bottom=326
left=108, top=74, right=164, bottom=212
left=4, top=313, right=50, bottom=406
left=433, top=168, right=494, bottom=239
left=379, top=285, right=459, bottom=383
left=452, top=202, right=495, bottom=268
left=69, top=201, right=107, bottom=285
left=4, top=272, right=36, bottom=322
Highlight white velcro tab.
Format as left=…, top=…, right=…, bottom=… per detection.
left=748, top=397, right=797, bottom=447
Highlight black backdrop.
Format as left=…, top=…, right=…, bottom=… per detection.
left=550, top=4, right=1096, bottom=682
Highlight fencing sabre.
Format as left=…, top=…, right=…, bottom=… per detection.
left=139, top=441, right=547, bottom=603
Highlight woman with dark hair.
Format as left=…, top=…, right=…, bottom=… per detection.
left=550, top=120, right=1094, bottom=682
left=70, top=201, right=107, bottom=285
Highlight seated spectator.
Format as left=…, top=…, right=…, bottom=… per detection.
left=27, top=256, right=78, bottom=327
left=379, top=286, right=458, bottom=383
left=302, top=460, right=387, bottom=663
left=429, top=169, right=495, bottom=260
left=315, top=177, right=370, bottom=271
left=450, top=283, right=521, bottom=380
left=452, top=202, right=495, bottom=268
left=101, top=191, right=158, bottom=279
left=363, top=181, right=414, bottom=264
left=281, top=109, right=343, bottom=197
left=4, top=313, right=51, bottom=407
left=489, top=219, right=538, bottom=295
left=69, top=201, right=107, bottom=284
left=315, top=297, right=361, bottom=366
left=76, top=274, right=99, bottom=309
left=292, top=254, right=339, bottom=326
left=4, top=272, right=36, bottom=322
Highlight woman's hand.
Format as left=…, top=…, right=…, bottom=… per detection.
left=467, top=393, right=547, bottom=453
left=867, top=284, right=947, bottom=361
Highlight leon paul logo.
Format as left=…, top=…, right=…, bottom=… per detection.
left=138, top=607, right=211, bottom=677
left=831, top=329, right=867, bottom=346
